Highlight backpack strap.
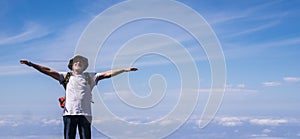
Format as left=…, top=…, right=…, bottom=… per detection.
left=59, top=72, right=71, bottom=109
left=84, top=72, right=94, bottom=103
left=61, top=72, right=72, bottom=90
left=84, top=72, right=92, bottom=88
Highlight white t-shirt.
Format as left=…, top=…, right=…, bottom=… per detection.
left=59, top=72, right=101, bottom=116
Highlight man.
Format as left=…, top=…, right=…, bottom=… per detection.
left=20, top=55, right=138, bottom=139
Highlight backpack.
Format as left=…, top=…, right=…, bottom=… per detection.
left=59, top=72, right=92, bottom=108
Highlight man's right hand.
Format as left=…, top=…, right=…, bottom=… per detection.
left=20, top=60, right=32, bottom=66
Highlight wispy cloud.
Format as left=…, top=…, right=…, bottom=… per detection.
left=262, top=82, right=281, bottom=87
left=0, top=17, right=92, bottom=75
left=41, top=118, right=61, bottom=126
left=283, top=77, right=300, bottom=82
left=213, top=116, right=294, bottom=127
left=0, top=65, right=34, bottom=76
left=208, top=1, right=298, bottom=60
left=0, top=115, right=61, bottom=127
left=225, top=21, right=280, bottom=38
left=207, top=0, right=286, bottom=25
left=249, top=118, right=288, bottom=126
left=224, top=83, right=259, bottom=94
left=216, top=116, right=245, bottom=127
left=0, top=61, right=68, bottom=76
left=260, top=76, right=300, bottom=87
left=0, top=22, right=50, bottom=46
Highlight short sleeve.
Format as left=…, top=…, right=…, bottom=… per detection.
left=94, top=72, right=104, bottom=85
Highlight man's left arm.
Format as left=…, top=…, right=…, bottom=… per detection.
left=96, top=68, right=138, bottom=81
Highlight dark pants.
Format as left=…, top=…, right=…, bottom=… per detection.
left=63, top=115, right=92, bottom=139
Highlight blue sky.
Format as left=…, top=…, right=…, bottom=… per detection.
left=1, top=0, right=300, bottom=138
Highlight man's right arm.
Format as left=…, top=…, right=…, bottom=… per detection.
left=20, top=60, right=61, bottom=81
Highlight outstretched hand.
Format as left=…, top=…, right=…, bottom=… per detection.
left=125, top=67, right=138, bottom=72
left=20, top=60, right=32, bottom=66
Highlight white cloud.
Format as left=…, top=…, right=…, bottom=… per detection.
left=217, top=116, right=244, bottom=127
left=213, top=116, right=292, bottom=128
left=283, top=77, right=300, bottom=82
left=262, top=128, right=272, bottom=134
left=159, top=119, right=174, bottom=126
left=224, top=84, right=258, bottom=94
left=249, top=134, right=270, bottom=138
left=1, top=114, right=299, bottom=138
left=226, top=88, right=258, bottom=94
left=196, top=85, right=258, bottom=94
left=237, top=84, right=246, bottom=88
left=250, top=118, right=288, bottom=126
left=0, top=119, right=20, bottom=127
left=41, top=118, right=61, bottom=125
left=261, top=77, right=300, bottom=87
left=262, top=82, right=281, bottom=87
left=0, top=115, right=61, bottom=127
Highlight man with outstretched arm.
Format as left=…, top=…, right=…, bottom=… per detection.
left=20, top=55, right=138, bottom=139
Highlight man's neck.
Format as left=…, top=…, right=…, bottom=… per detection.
left=72, top=71, right=83, bottom=75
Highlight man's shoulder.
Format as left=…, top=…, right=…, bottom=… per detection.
left=58, top=71, right=68, bottom=75
left=84, top=72, right=98, bottom=77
